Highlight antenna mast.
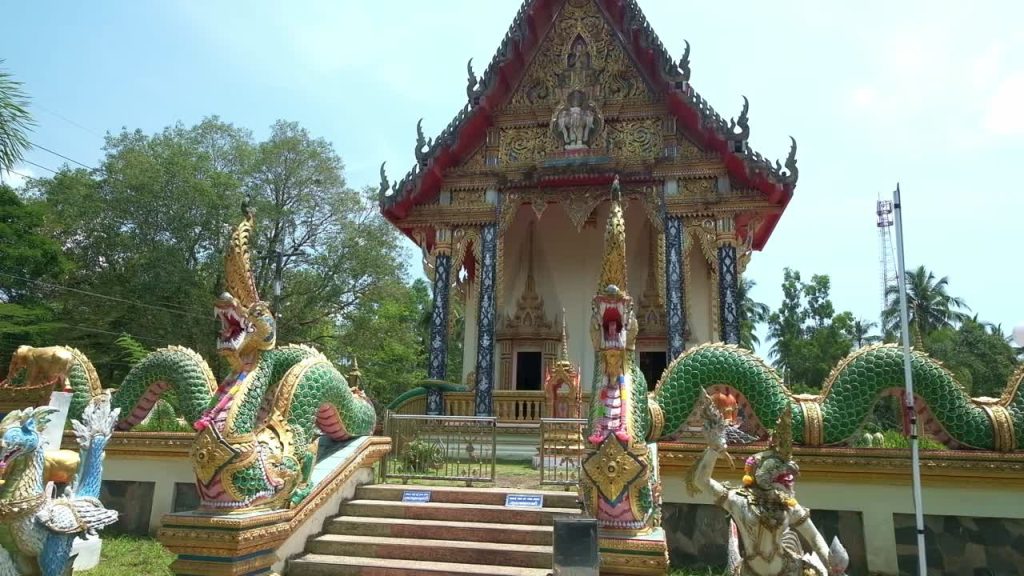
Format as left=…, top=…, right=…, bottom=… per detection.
left=876, top=198, right=896, bottom=325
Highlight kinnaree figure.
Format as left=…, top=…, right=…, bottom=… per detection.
left=686, top=391, right=849, bottom=576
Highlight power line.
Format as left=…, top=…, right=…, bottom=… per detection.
left=34, top=103, right=106, bottom=140
left=0, top=272, right=210, bottom=320
left=29, top=142, right=94, bottom=170
left=20, top=159, right=57, bottom=175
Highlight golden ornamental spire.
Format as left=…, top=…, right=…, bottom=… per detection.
left=598, top=176, right=628, bottom=292
left=224, top=205, right=261, bottom=307
left=558, top=309, right=569, bottom=363
left=770, top=406, right=794, bottom=461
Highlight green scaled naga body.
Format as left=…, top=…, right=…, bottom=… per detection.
left=3, top=208, right=377, bottom=511
left=653, top=343, right=1024, bottom=452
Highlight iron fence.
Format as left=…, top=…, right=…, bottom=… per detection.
left=382, top=413, right=497, bottom=486
left=539, top=418, right=587, bottom=487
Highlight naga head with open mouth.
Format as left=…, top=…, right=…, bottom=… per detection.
left=0, top=406, right=57, bottom=481
left=217, top=206, right=277, bottom=371
left=215, top=293, right=276, bottom=370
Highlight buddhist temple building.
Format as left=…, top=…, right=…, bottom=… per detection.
left=378, top=0, right=798, bottom=415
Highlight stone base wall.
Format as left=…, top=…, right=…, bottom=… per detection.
left=894, top=514, right=1024, bottom=576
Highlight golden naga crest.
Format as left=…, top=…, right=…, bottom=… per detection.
left=215, top=207, right=277, bottom=369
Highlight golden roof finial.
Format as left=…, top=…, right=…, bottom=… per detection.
left=558, top=309, right=569, bottom=362
left=224, top=203, right=261, bottom=307
left=770, top=406, right=794, bottom=461
left=598, top=175, right=628, bottom=292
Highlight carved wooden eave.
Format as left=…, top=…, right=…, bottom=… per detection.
left=378, top=0, right=798, bottom=252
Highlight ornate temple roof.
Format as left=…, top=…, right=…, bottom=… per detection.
left=378, top=0, right=797, bottom=250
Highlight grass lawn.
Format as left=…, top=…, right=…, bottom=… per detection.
left=84, top=535, right=173, bottom=576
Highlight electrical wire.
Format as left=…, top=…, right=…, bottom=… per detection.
left=19, top=159, right=57, bottom=174
left=33, top=103, right=106, bottom=140
left=29, top=142, right=94, bottom=170
left=0, top=272, right=210, bottom=319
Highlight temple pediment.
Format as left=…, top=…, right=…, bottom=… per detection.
left=379, top=0, right=799, bottom=251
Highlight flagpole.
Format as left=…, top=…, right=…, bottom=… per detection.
left=892, top=183, right=927, bottom=575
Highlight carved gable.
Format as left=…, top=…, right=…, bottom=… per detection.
left=491, top=0, right=663, bottom=169
left=507, top=0, right=652, bottom=111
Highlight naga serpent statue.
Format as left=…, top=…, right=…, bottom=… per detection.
left=688, top=392, right=849, bottom=576
left=0, top=208, right=377, bottom=511
left=652, top=343, right=1023, bottom=452
left=580, top=176, right=662, bottom=534
left=0, top=394, right=120, bottom=576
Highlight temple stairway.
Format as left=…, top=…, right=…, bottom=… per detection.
left=287, top=484, right=581, bottom=576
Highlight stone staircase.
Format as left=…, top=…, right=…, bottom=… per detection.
left=287, top=484, right=582, bottom=576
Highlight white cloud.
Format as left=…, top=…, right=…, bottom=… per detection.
left=983, top=72, right=1024, bottom=136
left=849, top=86, right=878, bottom=109
left=0, top=165, right=34, bottom=189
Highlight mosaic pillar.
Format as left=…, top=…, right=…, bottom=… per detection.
left=427, top=233, right=452, bottom=415
left=474, top=222, right=498, bottom=416
left=664, top=215, right=685, bottom=360
left=716, top=217, right=740, bottom=345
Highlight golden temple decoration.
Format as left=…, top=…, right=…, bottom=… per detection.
left=637, top=227, right=666, bottom=336
left=498, top=126, right=554, bottom=166
left=796, top=397, right=824, bottom=447
left=225, top=208, right=260, bottom=306
left=501, top=222, right=553, bottom=336
left=681, top=177, right=716, bottom=200
left=606, top=119, right=662, bottom=160
left=506, top=0, right=650, bottom=111
left=597, top=177, right=628, bottom=290
left=583, top=436, right=647, bottom=504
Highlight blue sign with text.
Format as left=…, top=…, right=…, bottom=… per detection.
left=401, top=490, right=431, bottom=503
left=505, top=494, right=544, bottom=508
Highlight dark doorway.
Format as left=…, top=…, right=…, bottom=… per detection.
left=516, top=351, right=543, bottom=391
left=639, top=351, right=667, bottom=391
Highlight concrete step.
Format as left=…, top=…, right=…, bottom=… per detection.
left=356, top=484, right=579, bottom=509
left=326, top=516, right=553, bottom=546
left=306, top=534, right=551, bottom=569
left=338, top=499, right=580, bottom=525
left=288, top=554, right=552, bottom=576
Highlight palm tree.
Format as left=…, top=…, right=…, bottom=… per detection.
left=848, top=318, right=882, bottom=349
left=738, top=277, right=770, bottom=350
left=0, top=61, right=33, bottom=173
left=882, top=265, right=970, bottom=347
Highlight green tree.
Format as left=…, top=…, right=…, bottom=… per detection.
left=767, top=269, right=854, bottom=389
left=847, top=318, right=882, bottom=349
left=924, top=318, right=1019, bottom=397
left=0, top=62, right=32, bottom=173
left=25, top=117, right=410, bottom=387
left=883, top=266, right=969, bottom=347
left=0, top=184, right=68, bottom=356
left=737, top=277, right=770, bottom=350
left=335, top=279, right=432, bottom=412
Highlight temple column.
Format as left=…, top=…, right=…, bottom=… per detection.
left=474, top=221, right=498, bottom=416
left=663, top=180, right=686, bottom=360
left=716, top=216, right=740, bottom=345
left=427, top=229, right=452, bottom=415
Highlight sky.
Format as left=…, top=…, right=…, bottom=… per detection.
left=3, top=0, right=1023, bottom=353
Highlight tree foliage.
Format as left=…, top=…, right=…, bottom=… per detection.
left=13, top=117, right=424, bottom=402
left=737, top=277, right=769, bottom=351
left=925, top=318, right=1019, bottom=397
left=0, top=62, right=33, bottom=173
left=767, top=269, right=854, bottom=389
left=883, top=265, right=970, bottom=346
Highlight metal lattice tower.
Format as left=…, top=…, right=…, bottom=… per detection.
left=876, top=199, right=896, bottom=325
